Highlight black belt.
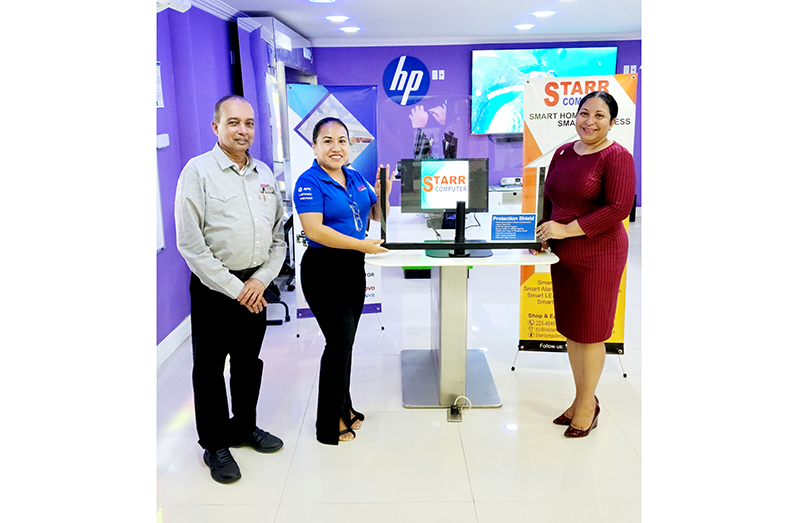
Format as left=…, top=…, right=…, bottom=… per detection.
left=230, top=266, right=260, bottom=281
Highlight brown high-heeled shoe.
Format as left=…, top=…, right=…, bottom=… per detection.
left=552, top=413, right=572, bottom=426
left=564, top=402, right=600, bottom=438
left=553, top=396, right=599, bottom=426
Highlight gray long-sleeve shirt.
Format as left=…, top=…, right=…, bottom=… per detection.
left=175, top=144, right=287, bottom=300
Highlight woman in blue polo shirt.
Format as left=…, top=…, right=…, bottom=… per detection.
left=294, top=116, right=394, bottom=444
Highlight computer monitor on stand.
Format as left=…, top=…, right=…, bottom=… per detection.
left=385, top=158, right=492, bottom=258
left=379, top=162, right=542, bottom=257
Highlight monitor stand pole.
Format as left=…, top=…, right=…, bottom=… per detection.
left=424, top=201, right=492, bottom=258
left=451, top=201, right=469, bottom=257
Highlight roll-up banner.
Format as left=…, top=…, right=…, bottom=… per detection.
left=286, top=84, right=382, bottom=319
left=519, top=74, right=638, bottom=354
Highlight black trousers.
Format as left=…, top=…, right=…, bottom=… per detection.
left=189, top=273, right=266, bottom=451
left=300, top=247, right=366, bottom=445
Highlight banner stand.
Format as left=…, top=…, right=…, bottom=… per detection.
left=295, top=313, right=385, bottom=339
left=511, top=349, right=628, bottom=378
left=285, top=84, right=384, bottom=338
left=514, top=74, right=638, bottom=377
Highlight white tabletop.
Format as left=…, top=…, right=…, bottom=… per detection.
left=365, top=248, right=558, bottom=268
left=366, top=207, right=557, bottom=267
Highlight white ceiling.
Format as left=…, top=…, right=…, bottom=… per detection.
left=221, top=0, right=641, bottom=47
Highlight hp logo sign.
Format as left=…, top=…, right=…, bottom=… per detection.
left=383, top=56, right=430, bottom=106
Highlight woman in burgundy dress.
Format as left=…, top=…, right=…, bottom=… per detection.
left=532, top=91, right=636, bottom=438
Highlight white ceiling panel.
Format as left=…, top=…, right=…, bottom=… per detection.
left=220, top=0, right=641, bottom=46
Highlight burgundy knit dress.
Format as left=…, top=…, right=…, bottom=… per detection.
left=543, top=141, right=636, bottom=344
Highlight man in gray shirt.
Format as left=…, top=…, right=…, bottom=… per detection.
left=175, top=95, right=287, bottom=484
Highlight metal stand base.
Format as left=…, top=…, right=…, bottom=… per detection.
left=400, top=349, right=502, bottom=408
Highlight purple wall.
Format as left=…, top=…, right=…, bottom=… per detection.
left=156, top=8, right=237, bottom=344
left=313, top=40, right=642, bottom=207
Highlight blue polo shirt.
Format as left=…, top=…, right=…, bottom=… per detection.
left=293, top=160, right=377, bottom=248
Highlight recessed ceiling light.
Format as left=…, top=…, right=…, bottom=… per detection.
left=325, top=15, right=350, bottom=22
left=533, top=11, right=556, bottom=17
left=309, top=0, right=336, bottom=3
left=340, top=26, right=360, bottom=33
left=514, top=24, right=535, bottom=30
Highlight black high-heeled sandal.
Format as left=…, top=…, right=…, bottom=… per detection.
left=349, top=410, right=365, bottom=430
left=338, top=427, right=356, bottom=442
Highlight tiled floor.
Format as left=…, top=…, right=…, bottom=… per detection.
left=157, top=219, right=642, bottom=523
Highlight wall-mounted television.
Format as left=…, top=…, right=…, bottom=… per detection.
left=399, top=158, right=489, bottom=214
left=471, top=47, right=618, bottom=135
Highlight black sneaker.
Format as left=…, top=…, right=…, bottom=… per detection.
left=231, top=427, right=284, bottom=453
left=203, top=448, right=241, bottom=484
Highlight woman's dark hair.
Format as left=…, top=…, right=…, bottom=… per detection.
left=577, top=91, right=619, bottom=121
left=312, top=117, right=350, bottom=143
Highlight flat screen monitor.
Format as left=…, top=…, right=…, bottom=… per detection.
left=471, top=46, right=618, bottom=135
left=399, top=158, right=489, bottom=214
